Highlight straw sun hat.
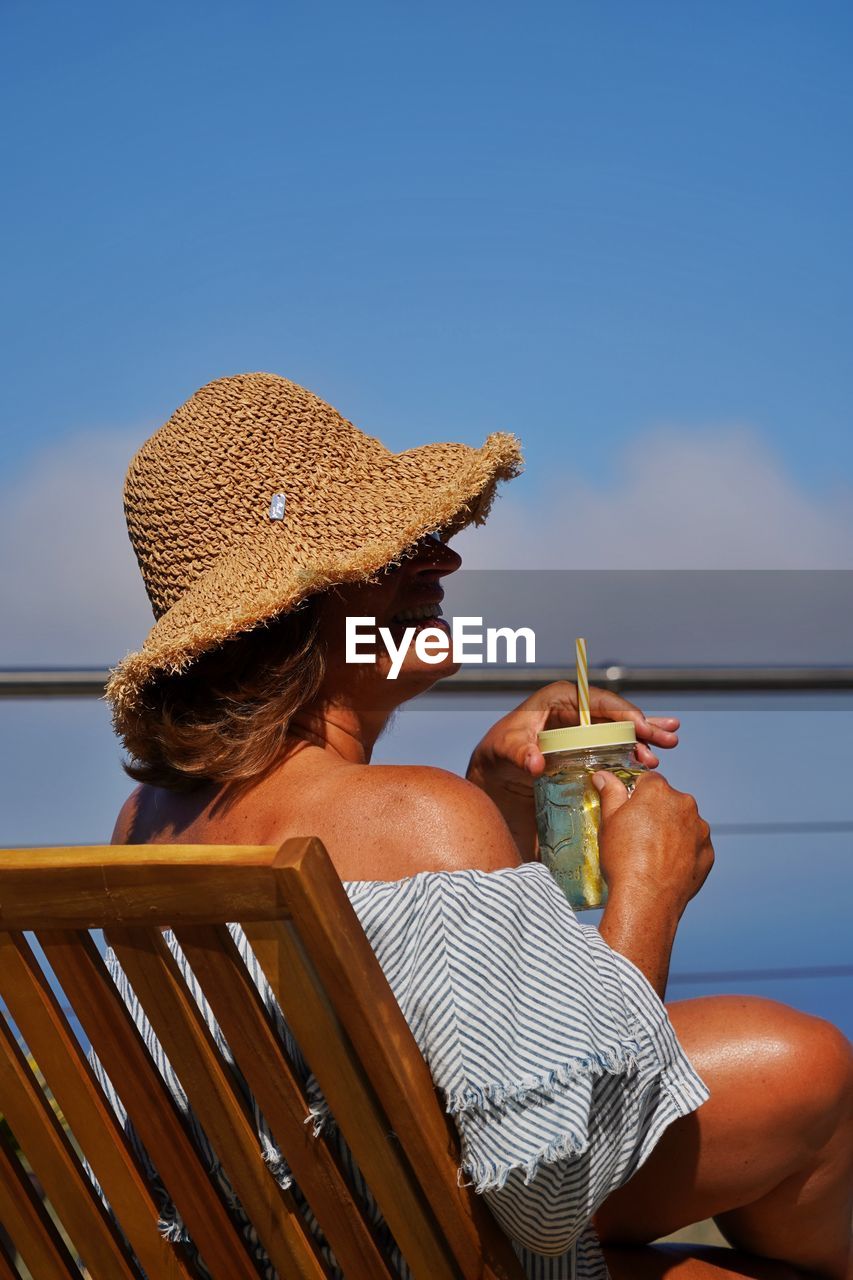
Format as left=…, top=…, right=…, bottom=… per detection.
left=106, top=372, right=524, bottom=734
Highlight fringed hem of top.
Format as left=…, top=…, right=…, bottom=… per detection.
left=458, top=1126, right=592, bottom=1193
left=158, top=1212, right=192, bottom=1245
left=260, top=1133, right=295, bottom=1188
left=444, top=1040, right=640, bottom=1115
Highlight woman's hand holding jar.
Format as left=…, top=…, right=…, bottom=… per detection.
left=465, top=680, right=680, bottom=860
left=595, top=770, right=715, bottom=998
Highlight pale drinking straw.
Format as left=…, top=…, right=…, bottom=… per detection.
left=576, top=637, right=591, bottom=726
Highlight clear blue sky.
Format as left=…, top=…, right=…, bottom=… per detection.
left=2, top=0, right=851, bottom=496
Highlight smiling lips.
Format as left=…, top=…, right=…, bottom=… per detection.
left=389, top=603, right=445, bottom=625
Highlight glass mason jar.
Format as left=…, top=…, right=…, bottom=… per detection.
left=533, top=722, right=645, bottom=910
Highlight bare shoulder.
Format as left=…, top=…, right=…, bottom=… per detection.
left=111, top=787, right=142, bottom=844
left=348, top=764, right=522, bottom=875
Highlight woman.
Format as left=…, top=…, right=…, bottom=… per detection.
left=103, top=373, right=852, bottom=1280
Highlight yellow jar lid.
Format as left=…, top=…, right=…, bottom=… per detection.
left=537, top=720, right=637, bottom=754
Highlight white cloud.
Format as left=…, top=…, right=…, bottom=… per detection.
left=1, top=422, right=850, bottom=666
left=456, top=426, right=853, bottom=569
left=0, top=428, right=154, bottom=664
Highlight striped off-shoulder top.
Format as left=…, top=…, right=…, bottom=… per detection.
left=89, top=862, right=710, bottom=1280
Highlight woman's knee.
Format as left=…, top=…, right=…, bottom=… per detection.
left=668, top=995, right=852, bottom=1150
left=787, top=1008, right=853, bottom=1149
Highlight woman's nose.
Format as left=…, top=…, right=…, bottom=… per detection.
left=409, top=532, right=462, bottom=577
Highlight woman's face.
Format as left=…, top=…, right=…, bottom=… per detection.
left=318, top=533, right=463, bottom=695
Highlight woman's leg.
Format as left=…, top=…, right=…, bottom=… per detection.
left=592, top=995, right=853, bottom=1280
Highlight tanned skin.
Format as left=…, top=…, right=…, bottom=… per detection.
left=115, top=535, right=853, bottom=1280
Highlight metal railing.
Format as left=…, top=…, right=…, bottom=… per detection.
left=2, top=665, right=853, bottom=698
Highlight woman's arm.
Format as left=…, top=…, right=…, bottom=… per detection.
left=595, top=771, right=715, bottom=998
left=597, top=889, right=681, bottom=1000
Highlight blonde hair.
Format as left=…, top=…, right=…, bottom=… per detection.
left=117, top=599, right=326, bottom=792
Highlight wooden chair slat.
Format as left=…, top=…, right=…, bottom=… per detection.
left=39, top=929, right=261, bottom=1280
left=0, top=844, right=275, bottom=869
left=0, top=1124, right=79, bottom=1279
left=0, top=847, right=283, bottom=930
left=106, top=924, right=330, bottom=1280
left=0, top=1009, right=139, bottom=1280
left=263, top=839, right=526, bottom=1280
left=0, top=931, right=196, bottom=1280
left=176, top=923, right=399, bottom=1280
left=244, top=916, right=463, bottom=1280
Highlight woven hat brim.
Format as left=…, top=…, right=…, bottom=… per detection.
left=106, top=430, right=523, bottom=729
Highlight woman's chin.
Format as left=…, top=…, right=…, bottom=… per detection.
left=387, top=656, right=461, bottom=687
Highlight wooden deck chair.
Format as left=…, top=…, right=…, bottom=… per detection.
left=0, top=838, right=526, bottom=1280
